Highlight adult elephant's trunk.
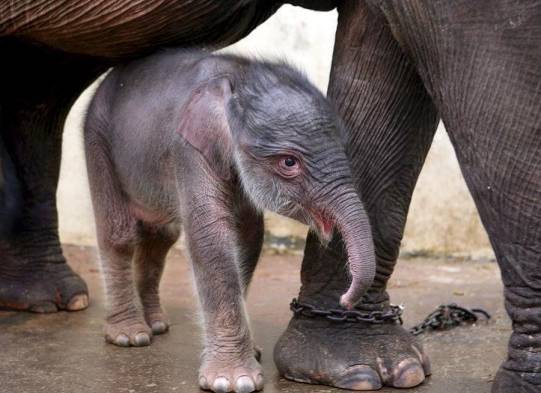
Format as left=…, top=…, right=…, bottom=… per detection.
left=326, top=188, right=376, bottom=309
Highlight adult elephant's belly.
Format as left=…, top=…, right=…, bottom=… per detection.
left=0, top=0, right=278, bottom=59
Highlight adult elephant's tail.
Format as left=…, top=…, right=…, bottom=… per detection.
left=0, top=136, right=21, bottom=239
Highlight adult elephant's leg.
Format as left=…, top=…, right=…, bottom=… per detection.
left=274, top=1, right=439, bottom=390
left=474, top=75, right=541, bottom=393
left=377, top=1, right=541, bottom=391
left=0, top=41, right=105, bottom=312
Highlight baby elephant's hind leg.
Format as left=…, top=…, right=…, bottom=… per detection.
left=91, top=207, right=152, bottom=347
left=134, top=222, right=180, bottom=335
left=97, top=221, right=152, bottom=347
left=85, top=122, right=151, bottom=347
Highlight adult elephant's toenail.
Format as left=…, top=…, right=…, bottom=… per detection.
left=392, top=358, right=425, bottom=388
left=66, top=294, right=89, bottom=311
left=235, top=375, right=255, bottom=393
left=335, top=365, right=382, bottom=390
left=212, top=377, right=231, bottom=393
left=411, top=344, right=431, bottom=376
left=151, top=321, right=168, bottom=335
left=133, top=333, right=151, bottom=346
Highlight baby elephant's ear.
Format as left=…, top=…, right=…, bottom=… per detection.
left=178, top=77, right=233, bottom=179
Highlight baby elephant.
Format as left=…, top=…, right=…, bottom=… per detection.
left=84, top=49, right=375, bottom=393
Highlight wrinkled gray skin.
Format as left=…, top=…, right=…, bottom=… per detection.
left=84, top=50, right=375, bottom=393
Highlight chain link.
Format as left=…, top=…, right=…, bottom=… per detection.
left=290, top=299, right=491, bottom=335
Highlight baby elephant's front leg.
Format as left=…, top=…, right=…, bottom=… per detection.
left=185, top=203, right=263, bottom=393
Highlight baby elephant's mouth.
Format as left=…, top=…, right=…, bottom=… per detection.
left=281, top=205, right=335, bottom=243
left=310, top=210, right=335, bottom=243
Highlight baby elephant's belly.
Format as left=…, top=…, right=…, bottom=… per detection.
left=129, top=200, right=179, bottom=228
left=117, top=156, right=181, bottom=227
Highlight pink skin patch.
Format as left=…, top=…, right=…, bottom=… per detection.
left=311, top=211, right=335, bottom=243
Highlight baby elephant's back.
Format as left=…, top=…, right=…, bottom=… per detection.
left=99, top=50, right=212, bottom=151
left=85, top=49, right=231, bottom=199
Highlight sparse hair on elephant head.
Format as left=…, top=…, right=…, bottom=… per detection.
left=178, top=58, right=376, bottom=309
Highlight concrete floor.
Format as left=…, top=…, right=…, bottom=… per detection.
left=0, top=245, right=509, bottom=393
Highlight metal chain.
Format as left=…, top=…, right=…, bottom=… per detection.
left=290, top=299, right=491, bottom=335
left=290, top=298, right=404, bottom=325
left=408, top=303, right=491, bottom=336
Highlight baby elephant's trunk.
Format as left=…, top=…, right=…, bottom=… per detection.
left=330, top=189, right=376, bottom=309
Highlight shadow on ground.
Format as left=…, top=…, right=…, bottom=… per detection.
left=0, top=245, right=508, bottom=393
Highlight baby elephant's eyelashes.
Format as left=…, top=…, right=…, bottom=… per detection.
left=277, top=155, right=302, bottom=178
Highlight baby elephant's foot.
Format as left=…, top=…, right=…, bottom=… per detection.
left=199, top=354, right=263, bottom=393
left=104, top=317, right=152, bottom=347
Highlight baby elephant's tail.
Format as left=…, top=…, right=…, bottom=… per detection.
left=0, top=136, right=21, bottom=239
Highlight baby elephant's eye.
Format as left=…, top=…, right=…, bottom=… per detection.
left=277, top=155, right=302, bottom=179
left=284, top=157, right=296, bottom=167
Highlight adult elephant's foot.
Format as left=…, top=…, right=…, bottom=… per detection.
left=492, top=366, right=540, bottom=393
left=492, top=332, right=541, bottom=393
left=0, top=251, right=88, bottom=313
left=274, top=316, right=430, bottom=390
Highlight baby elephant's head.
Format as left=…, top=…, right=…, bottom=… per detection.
left=179, top=60, right=375, bottom=309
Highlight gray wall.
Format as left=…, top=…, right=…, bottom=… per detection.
left=57, top=5, right=493, bottom=258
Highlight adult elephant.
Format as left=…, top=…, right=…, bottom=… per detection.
left=0, top=1, right=539, bottom=392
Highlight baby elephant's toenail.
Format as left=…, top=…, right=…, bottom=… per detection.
left=235, top=376, right=255, bottom=393
left=114, top=334, right=130, bottom=347
left=212, top=377, right=231, bottom=393
left=392, top=358, right=425, bottom=388
left=151, top=321, right=168, bottom=335
left=133, top=333, right=151, bottom=346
